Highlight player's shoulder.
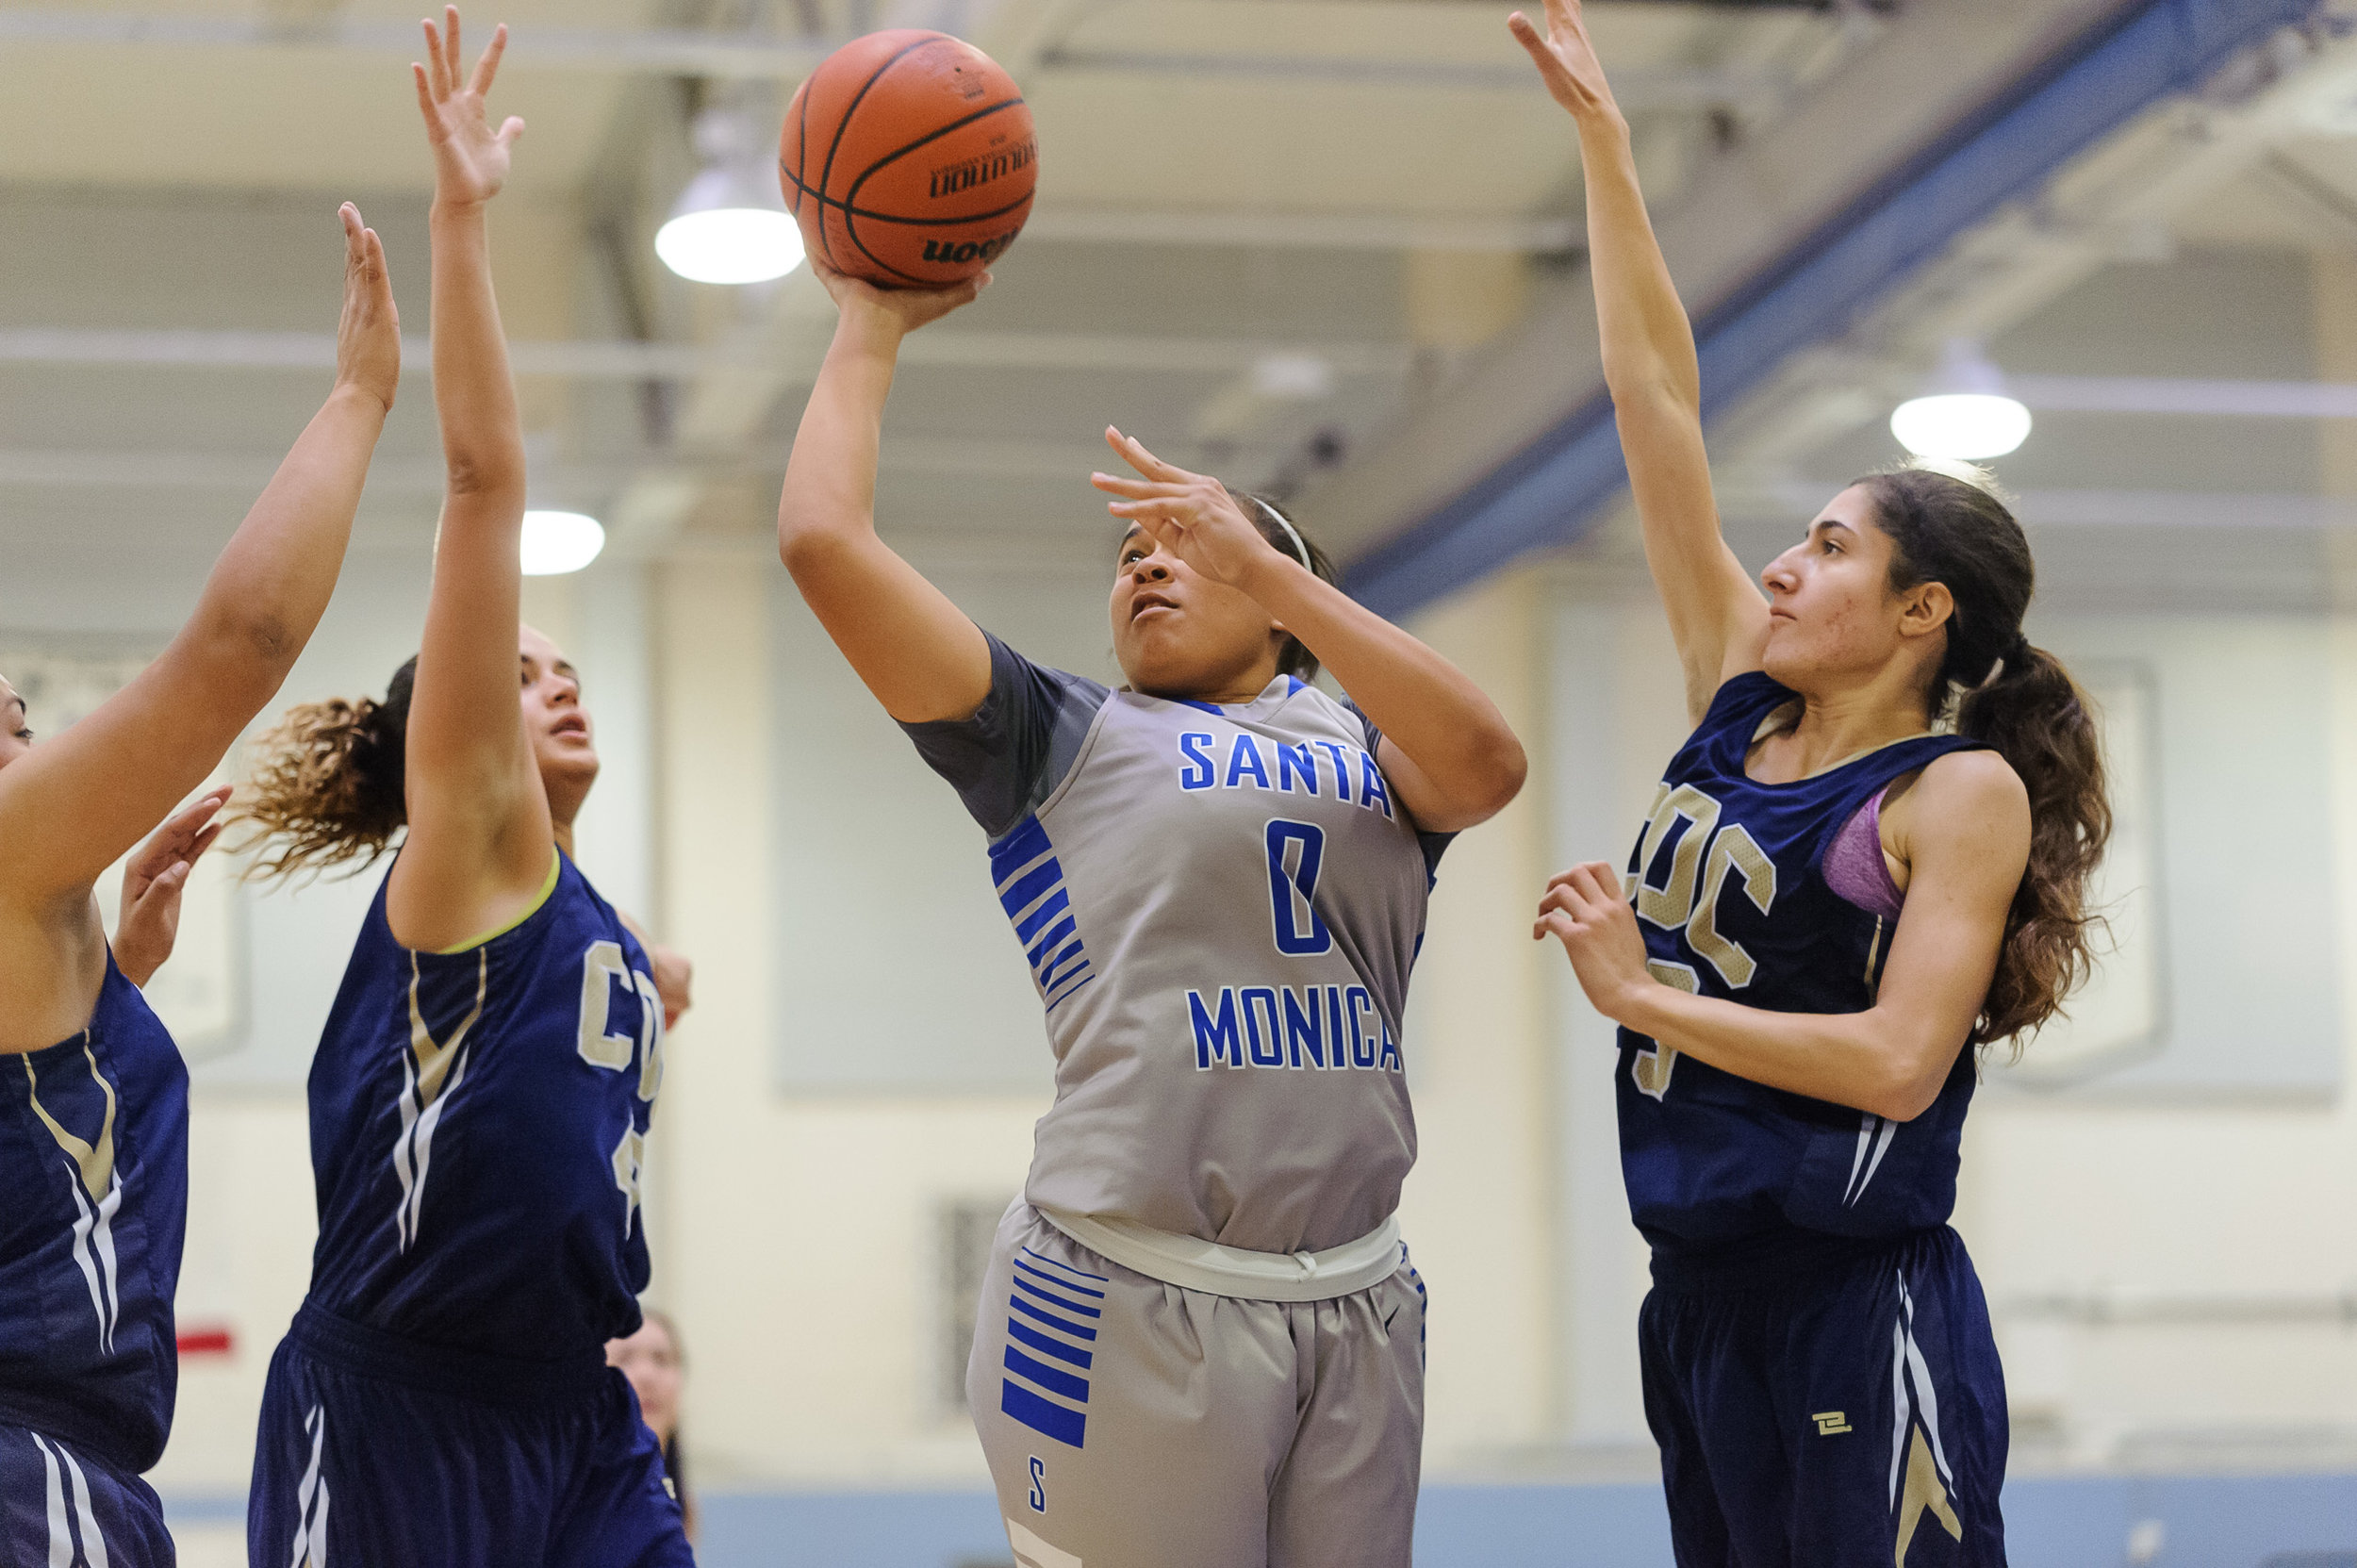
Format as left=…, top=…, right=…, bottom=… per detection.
left=1893, top=747, right=2029, bottom=857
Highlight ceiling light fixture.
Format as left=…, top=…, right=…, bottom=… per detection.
left=1890, top=339, right=2032, bottom=461
left=655, top=105, right=804, bottom=286
left=520, top=510, right=606, bottom=576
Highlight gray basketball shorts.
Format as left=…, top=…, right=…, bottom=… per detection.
left=967, top=1200, right=1428, bottom=1568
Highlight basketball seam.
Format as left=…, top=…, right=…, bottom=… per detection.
left=776, top=170, right=1033, bottom=230
left=785, top=75, right=813, bottom=223
left=814, top=34, right=948, bottom=272
left=839, top=98, right=1031, bottom=283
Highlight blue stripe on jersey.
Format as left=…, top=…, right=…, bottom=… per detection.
left=1019, top=1245, right=1109, bottom=1282
left=1011, top=1273, right=1103, bottom=1318
left=1007, top=1293, right=1099, bottom=1342
left=1003, top=1345, right=1091, bottom=1403
left=1001, top=1379, right=1087, bottom=1447
left=1006, top=1318, right=1094, bottom=1370
left=988, top=815, right=1096, bottom=1005
left=1011, top=1256, right=1105, bottom=1298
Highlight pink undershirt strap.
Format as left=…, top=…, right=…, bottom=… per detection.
left=1821, top=787, right=1905, bottom=922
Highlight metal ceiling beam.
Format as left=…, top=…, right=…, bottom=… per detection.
left=0, top=9, right=832, bottom=76
left=0, top=8, right=1788, bottom=105
left=0, top=327, right=1408, bottom=379
left=1339, top=0, right=2328, bottom=618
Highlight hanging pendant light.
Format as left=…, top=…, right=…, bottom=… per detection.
left=656, top=104, right=805, bottom=286
left=1890, top=339, right=2033, bottom=461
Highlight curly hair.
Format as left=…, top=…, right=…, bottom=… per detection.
left=233, top=655, right=416, bottom=883
left=1857, top=465, right=2112, bottom=1050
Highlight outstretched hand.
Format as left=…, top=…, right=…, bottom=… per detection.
left=113, top=786, right=231, bottom=989
left=811, top=254, right=989, bottom=338
left=1534, top=861, right=1655, bottom=1024
left=334, top=202, right=400, bottom=413
left=413, top=7, right=523, bottom=206
left=1089, top=427, right=1291, bottom=591
left=1508, top=0, right=1624, bottom=127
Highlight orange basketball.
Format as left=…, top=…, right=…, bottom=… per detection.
left=781, top=30, right=1037, bottom=289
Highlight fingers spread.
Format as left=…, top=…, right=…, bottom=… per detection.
left=470, top=22, right=508, bottom=97
left=499, top=115, right=526, bottom=146
left=413, top=59, right=439, bottom=122
left=420, top=22, right=449, bottom=99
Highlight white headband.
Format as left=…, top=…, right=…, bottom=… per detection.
left=1252, top=497, right=1314, bottom=573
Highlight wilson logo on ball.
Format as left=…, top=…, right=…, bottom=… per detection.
left=929, top=140, right=1036, bottom=202
left=922, top=229, right=1022, bottom=266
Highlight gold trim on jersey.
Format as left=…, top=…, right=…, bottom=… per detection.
left=24, top=1041, right=116, bottom=1204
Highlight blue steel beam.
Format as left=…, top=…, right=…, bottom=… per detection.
left=1346, top=0, right=2323, bottom=619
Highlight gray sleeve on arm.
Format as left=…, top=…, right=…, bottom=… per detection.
left=899, top=632, right=1112, bottom=839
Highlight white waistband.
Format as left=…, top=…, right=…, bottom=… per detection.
left=1035, top=1206, right=1403, bottom=1302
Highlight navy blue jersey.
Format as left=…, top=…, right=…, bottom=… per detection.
left=302, top=853, right=662, bottom=1358
left=1618, top=674, right=1988, bottom=1274
left=0, top=957, right=188, bottom=1472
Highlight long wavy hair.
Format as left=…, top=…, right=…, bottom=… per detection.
left=234, top=655, right=416, bottom=883
left=1857, top=465, right=2112, bottom=1050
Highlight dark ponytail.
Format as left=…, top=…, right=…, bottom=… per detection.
left=234, top=655, right=417, bottom=883
left=1858, top=466, right=2112, bottom=1050
left=1224, top=487, right=1338, bottom=683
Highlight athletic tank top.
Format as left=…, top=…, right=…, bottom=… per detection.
left=1617, top=672, right=1990, bottom=1279
left=0, top=955, right=188, bottom=1471
left=905, top=635, right=1449, bottom=1255
left=300, top=853, right=662, bottom=1358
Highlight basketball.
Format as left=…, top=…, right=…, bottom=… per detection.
left=780, top=30, right=1037, bottom=289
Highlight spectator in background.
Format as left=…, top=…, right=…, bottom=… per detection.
left=608, top=1311, right=696, bottom=1543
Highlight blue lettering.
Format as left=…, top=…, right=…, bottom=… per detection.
left=1264, top=820, right=1334, bottom=957
left=1276, top=741, right=1320, bottom=796
left=1178, top=732, right=1215, bottom=790
left=1243, top=987, right=1284, bottom=1066
left=1226, top=734, right=1271, bottom=789
left=1316, top=740, right=1352, bottom=789
left=1326, top=987, right=1347, bottom=1070
left=1347, top=987, right=1377, bottom=1068
left=1190, top=989, right=1244, bottom=1069
left=1283, top=986, right=1326, bottom=1068
left=1378, top=1015, right=1402, bottom=1072
left=1358, top=752, right=1393, bottom=818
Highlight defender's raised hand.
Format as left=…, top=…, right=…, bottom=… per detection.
left=113, top=786, right=231, bottom=989
left=335, top=202, right=400, bottom=413
left=1091, top=427, right=1294, bottom=593
left=1509, top=0, right=1624, bottom=127
left=413, top=8, right=523, bottom=206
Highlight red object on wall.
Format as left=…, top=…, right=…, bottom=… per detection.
left=176, top=1326, right=234, bottom=1357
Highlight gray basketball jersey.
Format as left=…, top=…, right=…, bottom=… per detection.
left=905, top=635, right=1447, bottom=1255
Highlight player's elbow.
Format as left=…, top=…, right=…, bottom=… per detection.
left=1860, top=1034, right=1959, bottom=1124
left=1459, top=729, right=1529, bottom=822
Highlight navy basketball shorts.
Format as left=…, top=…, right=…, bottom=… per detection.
left=248, top=1306, right=691, bottom=1568
left=966, top=1201, right=1427, bottom=1568
left=1640, top=1226, right=2008, bottom=1568
left=0, top=1423, right=171, bottom=1567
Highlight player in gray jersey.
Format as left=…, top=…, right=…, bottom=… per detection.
left=778, top=257, right=1526, bottom=1568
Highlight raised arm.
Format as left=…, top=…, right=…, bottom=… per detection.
left=1512, top=1, right=1767, bottom=722
left=0, top=206, right=397, bottom=906
left=776, top=260, right=993, bottom=723
left=385, top=9, right=549, bottom=953
left=1093, top=431, right=1525, bottom=834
